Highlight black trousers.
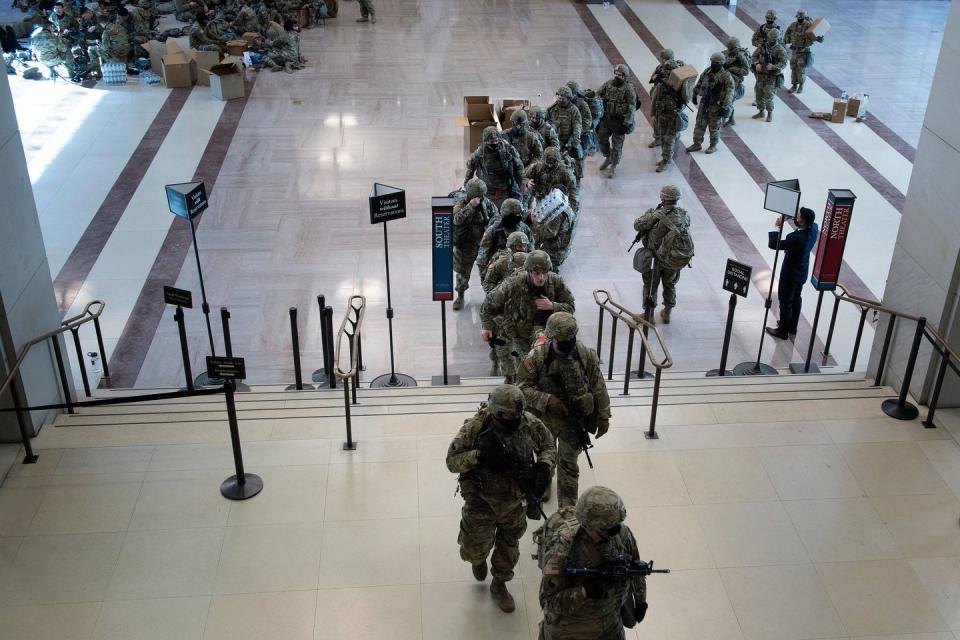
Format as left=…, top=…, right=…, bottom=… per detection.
left=777, top=276, right=804, bottom=334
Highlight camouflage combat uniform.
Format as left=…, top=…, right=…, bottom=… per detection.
left=465, top=127, right=525, bottom=209
left=483, top=250, right=529, bottom=294
left=784, top=11, right=822, bottom=93
left=476, top=199, right=532, bottom=280
left=531, top=195, right=577, bottom=269
left=525, top=147, right=580, bottom=212
left=582, top=88, right=604, bottom=156
left=356, top=0, right=375, bottom=21
left=547, top=86, right=584, bottom=180
left=265, top=28, right=303, bottom=72
left=752, top=28, right=787, bottom=120
left=518, top=313, right=609, bottom=509
left=530, top=106, right=561, bottom=151
left=751, top=10, right=781, bottom=46
left=566, top=81, right=593, bottom=162
left=537, top=487, right=647, bottom=640
left=647, top=52, right=685, bottom=172
left=596, top=64, right=638, bottom=177
left=447, top=385, right=556, bottom=612
left=30, top=29, right=73, bottom=76
left=99, top=21, right=129, bottom=62
left=633, top=185, right=692, bottom=320
left=233, top=5, right=261, bottom=34
left=481, top=252, right=575, bottom=381
left=452, top=178, right=498, bottom=305
left=687, top=53, right=735, bottom=153
left=504, top=109, right=544, bottom=170
left=723, top=37, right=751, bottom=125
left=189, top=21, right=224, bottom=52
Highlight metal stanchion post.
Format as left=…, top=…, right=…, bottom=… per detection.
left=923, top=350, right=950, bottom=429
left=70, top=327, right=91, bottom=397
left=881, top=317, right=925, bottom=420
left=93, top=315, right=110, bottom=379
left=606, top=318, right=617, bottom=381
left=220, top=378, right=263, bottom=500
left=9, top=384, right=37, bottom=463
left=286, top=307, right=315, bottom=391
left=708, top=294, right=737, bottom=376
left=220, top=308, right=249, bottom=391
left=634, top=300, right=654, bottom=380
left=312, top=295, right=333, bottom=387
left=50, top=335, right=74, bottom=414
left=622, top=326, right=635, bottom=396
left=174, top=306, right=194, bottom=392
left=790, top=289, right=824, bottom=374
left=325, top=308, right=337, bottom=389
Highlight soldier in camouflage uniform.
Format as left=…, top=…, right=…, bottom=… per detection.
left=647, top=50, right=682, bottom=147
left=752, top=9, right=781, bottom=46
left=633, top=185, right=692, bottom=324
left=582, top=88, right=603, bottom=156
left=452, top=178, right=498, bottom=311
left=647, top=52, right=686, bottom=173
left=530, top=105, right=561, bottom=151
left=597, top=64, right=638, bottom=179
left=536, top=486, right=647, bottom=639
left=518, top=313, right=609, bottom=509
left=48, top=3, right=77, bottom=37
left=99, top=17, right=129, bottom=62
left=477, top=198, right=532, bottom=281
left=190, top=12, right=224, bottom=53
left=481, top=251, right=575, bottom=382
left=355, top=0, right=375, bottom=23
left=547, top=86, right=584, bottom=181
left=30, top=26, right=74, bottom=78
left=525, top=147, right=580, bottom=212
left=566, top=81, right=593, bottom=160
left=233, top=4, right=261, bottom=35
left=447, top=385, right=556, bottom=613
left=117, top=7, right=148, bottom=47
left=722, top=37, right=751, bottom=125
left=530, top=189, right=577, bottom=268
left=483, top=231, right=531, bottom=294
left=264, top=19, right=304, bottom=73
left=465, top=126, right=525, bottom=209
left=784, top=9, right=823, bottom=93
left=752, top=27, right=787, bottom=122
left=504, top=109, right=544, bottom=172
left=686, top=52, right=735, bottom=155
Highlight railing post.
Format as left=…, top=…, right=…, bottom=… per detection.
left=635, top=300, right=654, bottom=380
left=606, top=316, right=618, bottom=381
left=874, top=315, right=896, bottom=386
left=596, top=306, right=604, bottom=362
left=922, top=350, right=949, bottom=429
left=93, top=315, right=109, bottom=379
left=9, top=383, right=37, bottom=463
left=881, top=317, right=924, bottom=421
left=286, top=307, right=314, bottom=391
left=802, top=290, right=825, bottom=373
left=70, top=327, right=91, bottom=397
left=622, top=326, right=635, bottom=396
left=646, top=366, right=662, bottom=440
left=822, top=296, right=841, bottom=358
left=50, top=335, right=74, bottom=414
left=849, top=307, right=868, bottom=372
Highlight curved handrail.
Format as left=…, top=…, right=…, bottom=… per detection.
left=0, top=300, right=105, bottom=399
left=592, top=289, right=673, bottom=369
left=333, top=295, right=367, bottom=381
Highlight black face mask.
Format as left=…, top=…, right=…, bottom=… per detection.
left=512, top=123, right=525, bottom=133
left=495, top=414, right=521, bottom=431
left=555, top=338, right=576, bottom=354
left=710, top=62, right=721, bottom=72
left=546, top=160, right=557, bottom=169
left=486, top=141, right=499, bottom=151
left=603, top=525, right=622, bottom=538
left=766, top=19, right=774, bottom=26
left=503, top=215, right=520, bottom=227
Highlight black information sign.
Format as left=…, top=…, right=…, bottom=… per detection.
left=722, top=259, right=752, bottom=298
left=163, top=285, right=194, bottom=308
left=165, top=181, right=209, bottom=219
left=368, top=183, right=407, bottom=224
left=206, top=356, right=247, bottom=380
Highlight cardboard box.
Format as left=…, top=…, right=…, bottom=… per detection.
left=807, top=17, right=830, bottom=38
left=830, top=99, right=846, bottom=123
left=464, top=95, right=491, bottom=120
left=141, top=39, right=166, bottom=75
left=667, top=64, right=698, bottom=93
left=241, top=31, right=261, bottom=45
left=225, top=40, right=247, bottom=56
left=846, top=95, right=868, bottom=117
left=299, top=6, right=311, bottom=28
left=190, top=49, right=220, bottom=86
left=161, top=40, right=192, bottom=88
left=204, top=62, right=245, bottom=100
left=498, top=99, right=529, bottom=124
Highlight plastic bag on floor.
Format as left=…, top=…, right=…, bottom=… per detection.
left=139, top=70, right=161, bottom=85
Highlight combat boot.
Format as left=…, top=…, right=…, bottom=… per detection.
left=647, top=138, right=660, bottom=148
left=686, top=142, right=702, bottom=152
left=472, top=561, right=487, bottom=582
left=356, top=15, right=369, bottom=22
left=705, top=143, right=717, bottom=154
left=598, top=157, right=611, bottom=171
left=655, top=160, right=668, bottom=172
left=490, top=579, right=516, bottom=613
left=796, top=81, right=804, bottom=94
left=607, top=164, right=616, bottom=179
left=752, top=110, right=765, bottom=119
left=660, top=307, right=672, bottom=324
left=727, top=113, right=736, bottom=126
left=788, top=84, right=797, bottom=93
left=370, top=16, right=376, bottom=23
left=766, top=111, right=773, bottom=122
left=452, top=292, right=464, bottom=311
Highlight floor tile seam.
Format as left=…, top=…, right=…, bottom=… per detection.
left=676, top=0, right=906, bottom=213
left=584, top=1, right=828, bottom=362
left=731, top=3, right=917, bottom=163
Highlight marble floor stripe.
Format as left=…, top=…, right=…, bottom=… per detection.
left=575, top=0, right=825, bottom=363
left=733, top=3, right=917, bottom=163
left=105, top=77, right=257, bottom=389
left=52, top=87, right=192, bottom=317
left=678, top=0, right=906, bottom=214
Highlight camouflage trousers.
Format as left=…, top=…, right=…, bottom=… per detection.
left=494, top=336, right=527, bottom=382
left=545, top=423, right=585, bottom=509
left=540, top=239, right=571, bottom=270
left=453, top=244, right=480, bottom=294
left=458, top=493, right=526, bottom=582
left=358, top=0, right=375, bottom=17
left=655, top=109, right=682, bottom=163
left=539, top=618, right=625, bottom=640
left=790, top=49, right=810, bottom=87
left=692, top=107, right=724, bottom=146
left=597, top=116, right=625, bottom=167
left=642, top=265, right=681, bottom=308
left=754, top=76, right=779, bottom=112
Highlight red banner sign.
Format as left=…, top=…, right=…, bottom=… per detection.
left=811, top=189, right=856, bottom=291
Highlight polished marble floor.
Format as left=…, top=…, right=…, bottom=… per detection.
left=7, top=0, right=947, bottom=388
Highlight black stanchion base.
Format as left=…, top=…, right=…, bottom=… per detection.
left=21, top=454, right=39, bottom=464
left=370, top=373, right=418, bottom=388
left=706, top=369, right=735, bottom=377
left=342, top=441, right=357, bottom=451
left=431, top=375, right=461, bottom=386
left=195, top=371, right=225, bottom=387
left=788, top=362, right=821, bottom=374
left=233, top=382, right=251, bottom=392
left=882, top=398, right=919, bottom=421
left=311, top=369, right=335, bottom=388
left=220, top=473, right=263, bottom=500
left=644, top=431, right=660, bottom=440
left=284, top=383, right=316, bottom=391
left=732, top=361, right=779, bottom=376
left=631, top=370, right=655, bottom=380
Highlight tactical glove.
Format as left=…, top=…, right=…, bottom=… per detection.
left=583, top=577, right=606, bottom=600
left=573, top=392, right=595, bottom=416
left=636, top=601, right=649, bottom=622
left=595, top=418, right=610, bottom=439
left=546, top=395, right=567, bottom=416
left=692, top=94, right=698, bottom=106
left=478, top=438, right=511, bottom=472
left=532, top=461, right=551, bottom=495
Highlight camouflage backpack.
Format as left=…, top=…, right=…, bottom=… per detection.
left=654, top=209, right=694, bottom=270
left=532, top=505, right=581, bottom=570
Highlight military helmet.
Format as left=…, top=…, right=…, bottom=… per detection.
left=544, top=146, right=560, bottom=163
left=500, top=198, right=523, bottom=217
left=584, top=88, right=597, bottom=99
left=660, top=184, right=681, bottom=202
left=487, top=384, right=525, bottom=418
left=765, top=9, right=777, bottom=20
left=658, top=49, right=674, bottom=61
left=510, top=109, right=528, bottom=125
left=556, top=86, right=573, bottom=99
left=545, top=312, right=578, bottom=341
left=482, top=125, right=499, bottom=142
left=566, top=80, right=582, bottom=94
left=511, top=252, right=529, bottom=269
left=465, top=177, right=486, bottom=199
left=576, top=486, right=627, bottom=531
left=765, top=27, right=779, bottom=43
left=529, top=105, right=545, bottom=119
left=507, top=230, right=531, bottom=250
left=795, top=9, right=806, bottom=18
left=613, top=63, right=631, bottom=77
left=726, top=36, right=741, bottom=49
left=710, top=52, right=726, bottom=64
left=525, top=250, right=553, bottom=273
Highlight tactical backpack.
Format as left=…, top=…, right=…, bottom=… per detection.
left=532, top=505, right=581, bottom=569
left=654, top=209, right=695, bottom=270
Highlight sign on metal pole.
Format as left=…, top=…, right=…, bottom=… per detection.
left=811, top=189, right=857, bottom=291
left=165, top=181, right=208, bottom=219
left=431, top=197, right=454, bottom=302
left=163, top=285, right=193, bottom=308
left=722, top=259, right=752, bottom=298
left=206, top=356, right=247, bottom=380
left=764, top=179, right=801, bottom=218
left=369, top=183, right=407, bottom=224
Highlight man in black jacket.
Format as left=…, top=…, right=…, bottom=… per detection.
left=765, top=207, right=818, bottom=339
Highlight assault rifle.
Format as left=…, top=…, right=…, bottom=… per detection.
left=481, top=426, right=550, bottom=520
left=565, top=556, right=671, bottom=580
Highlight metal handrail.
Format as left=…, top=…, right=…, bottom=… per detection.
left=0, top=300, right=105, bottom=399
left=593, top=289, right=673, bottom=370
left=334, top=295, right=366, bottom=451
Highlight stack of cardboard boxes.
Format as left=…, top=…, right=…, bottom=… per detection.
left=138, top=38, right=245, bottom=100
left=459, top=96, right=497, bottom=155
